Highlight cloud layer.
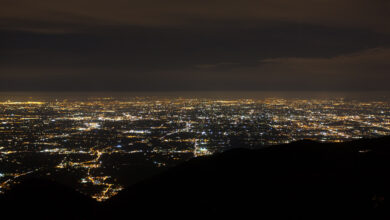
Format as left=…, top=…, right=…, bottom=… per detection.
left=1, top=0, right=389, bottom=91
left=1, top=0, right=390, bottom=33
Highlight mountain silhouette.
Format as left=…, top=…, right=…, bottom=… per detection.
left=1, top=136, right=390, bottom=219
left=0, top=178, right=99, bottom=219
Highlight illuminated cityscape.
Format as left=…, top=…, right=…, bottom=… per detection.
left=0, top=94, right=390, bottom=201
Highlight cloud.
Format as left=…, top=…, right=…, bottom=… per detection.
left=1, top=1, right=389, bottom=91
left=195, top=62, right=239, bottom=69
left=233, top=47, right=390, bottom=90
left=1, top=47, right=389, bottom=91
left=1, top=0, right=389, bottom=33
left=260, top=48, right=390, bottom=75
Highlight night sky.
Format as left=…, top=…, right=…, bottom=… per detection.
left=1, top=0, right=390, bottom=91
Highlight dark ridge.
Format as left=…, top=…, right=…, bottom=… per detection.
left=0, top=178, right=100, bottom=220
left=104, top=136, right=390, bottom=219
left=1, top=136, right=390, bottom=219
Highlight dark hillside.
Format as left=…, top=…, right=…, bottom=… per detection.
left=0, top=178, right=99, bottom=220
left=105, top=137, right=390, bottom=219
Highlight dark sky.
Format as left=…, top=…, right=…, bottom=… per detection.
left=1, top=0, right=390, bottom=91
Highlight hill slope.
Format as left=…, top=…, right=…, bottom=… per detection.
left=0, top=178, right=100, bottom=220
left=105, top=137, right=390, bottom=219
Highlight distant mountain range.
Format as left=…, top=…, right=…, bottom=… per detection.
left=1, top=136, right=390, bottom=219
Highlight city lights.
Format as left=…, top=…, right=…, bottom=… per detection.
left=0, top=96, right=389, bottom=201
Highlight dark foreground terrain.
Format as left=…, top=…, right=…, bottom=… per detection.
left=1, top=136, right=390, bottom=219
